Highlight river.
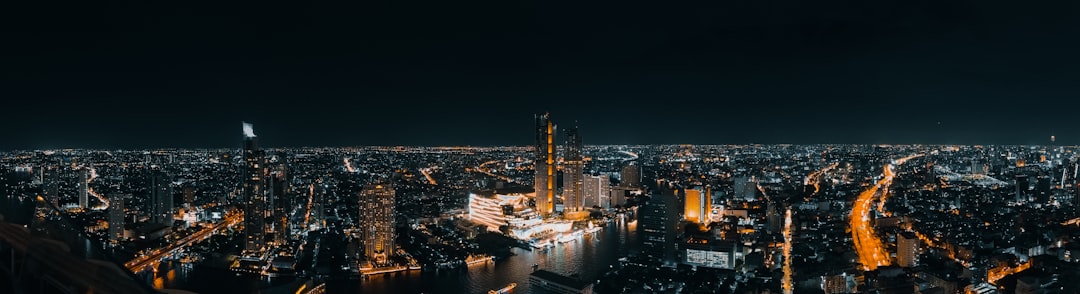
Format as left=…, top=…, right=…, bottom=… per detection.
left=330, top=214, right=638, bottom=294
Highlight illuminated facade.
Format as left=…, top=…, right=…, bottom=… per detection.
left=77, top=168, right=89, bottom=209
left=683, top=187, right=710, bottom=224
left=148, top=169, right=173, bottom=226
left=563, top=125, right=584, bottom=213
left=534, top=113, right=555, bottom=217
left=469, top=193, right=524, bottom=232
left=109, top=194, right=125, bottom=243
left=896, top=231, right=918, bottom=268
left=583, top=174, right=609, bottom=209
left=621, top=163, right=640, bottom=188
left=241, top=122, right=269, bottom=253
left=360, top=184, right=396, bottom=264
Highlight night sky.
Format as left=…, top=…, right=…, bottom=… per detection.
left=3, top=1, right=1079, bottom=149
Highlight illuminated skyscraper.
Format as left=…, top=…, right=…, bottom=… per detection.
left=77, top=168, right=89, bottom=209
left=43, top=166, right=59, bottom=208
left=583, top=174, right=610, bottom=209
left=896, top=231, right=919, bottom=268
left=641, top=181, right=679, bottom=265
left=269, top=160, right=290, bottom=244
left=109, top=194, right=126, bottom=243
left=360, top=183, right=396, bottom=264
left=683, top=186, right=710, bottom=224
left=241, top=122, right=269, bottom=253
left=562, top=124, right=584, bottom=213
left=534, top=113, right=555, bottom=217
left=621, top=163, right=640, bottom=188
left=148, top=169, right=173, bottom=226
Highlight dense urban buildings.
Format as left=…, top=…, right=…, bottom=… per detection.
left=4, top=116, right=1080, bottom=294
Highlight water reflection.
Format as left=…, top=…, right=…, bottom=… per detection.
left=332, top=218, right=638, bottom=294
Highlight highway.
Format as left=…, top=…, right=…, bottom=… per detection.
left=86, top=167, right=110, bottom=207
left=470, top=160, right=513, bottom=182
left=849, top=155, right=920, bottom=271
left=419, top=167, right=438, bottom=185
left=125, top=211, right=243, bottom=273
left=804, top=163, right=839, bottom=195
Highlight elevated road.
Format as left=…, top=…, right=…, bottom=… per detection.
left=125, top=211, right=243, bottom=272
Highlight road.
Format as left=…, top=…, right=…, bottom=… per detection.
left=86, top=167, right=110, bottom=207
left=849, top=155, right=920, bottom=271
left=125, top=211, right=243, bottom=273
left=419, top=167, right=438, bottom=185
left=781, top=208, right=793, bottom=294
left=470, top=160, right=513, bottom=182
left=804, top=163, right=839, bottom=195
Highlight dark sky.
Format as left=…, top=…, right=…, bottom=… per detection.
left=3, top=0, right=1080, bottom=149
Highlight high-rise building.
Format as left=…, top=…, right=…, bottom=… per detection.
left=270, top=161, right=289, bottom=244
left=583, top=174, right=610, bottom=209
left=896, top=231, right=919, bottom=268
left=77, top=168, right=89, bottom=209
left=683, top=186, right=710, bottom=224
left=241, top=122, right=269, bottom=253
left=562, top=124, right=585, bottom=213
left=640, top=181, right=679, bottom=265
left=1036, top=175, right=1051, bottom=203
left=148, top=169, right=173, bottom=226
left=360, top=183, right=396, bottom=264
left=621, top=163, right=641, bottom=188
left=109, top=194, right=126, bottom=243
left=1016, top=174, right=1029, bottom=203
left=534, top=113, right=556, bottom=217
left=43, top=166, right=59, bottom=208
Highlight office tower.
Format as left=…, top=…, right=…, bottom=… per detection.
left=148, top=169, right=173, bottom=226
left=77, top=168, right=89, bottom=209
left=534, top=113, right=556, bottom=217
left=583, top=174, right=610, bottom=209
left=109, top=194, right=126, bottom=243
left=683, top=186, right=710, bottom=224
left=621, top=163, right=641, bottom=188
left=360, top=184, right=396, bottom=264
left=562, top=124, right=584, bottom=213
left=270, top=161, right=289, bottom=243
left=1016, top=174, right=1029, bottom=203
left=241, top=122, right=269, bottom=253
left=896, top=231, right=919, bottom=268
left=43, top=166, right=59, bottom=208
left=640, top=181, right=679, bottom=265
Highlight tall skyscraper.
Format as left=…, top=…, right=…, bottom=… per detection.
left=621, top=163, right=641, bottom=188
left=640, top=181, right=679, bottom=265
left=148, top=169, right=173, bottom=226
left=241, top=122, right=269, bottom=253
left=182, top=186, right=195, bottom=208
left=77, top=168, right=89, bottom=209
left=534, top=113, right=556, bottom=217
left=1016, top=174, right=1029, bottom=203
left=562, top=124, right=584, bottom=213
left=43, top=166, right=59, bottom=208
left=683, top=186, right=710, bottom=224
left=896, top=231, right=919, bottom=268
left=360, top=183, right=396, bottom=264
left=109, top=194, right=126, bottom=243
left=270, top=160, right=290, bottom=244
left=583, top=174, right=610, bottom=209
